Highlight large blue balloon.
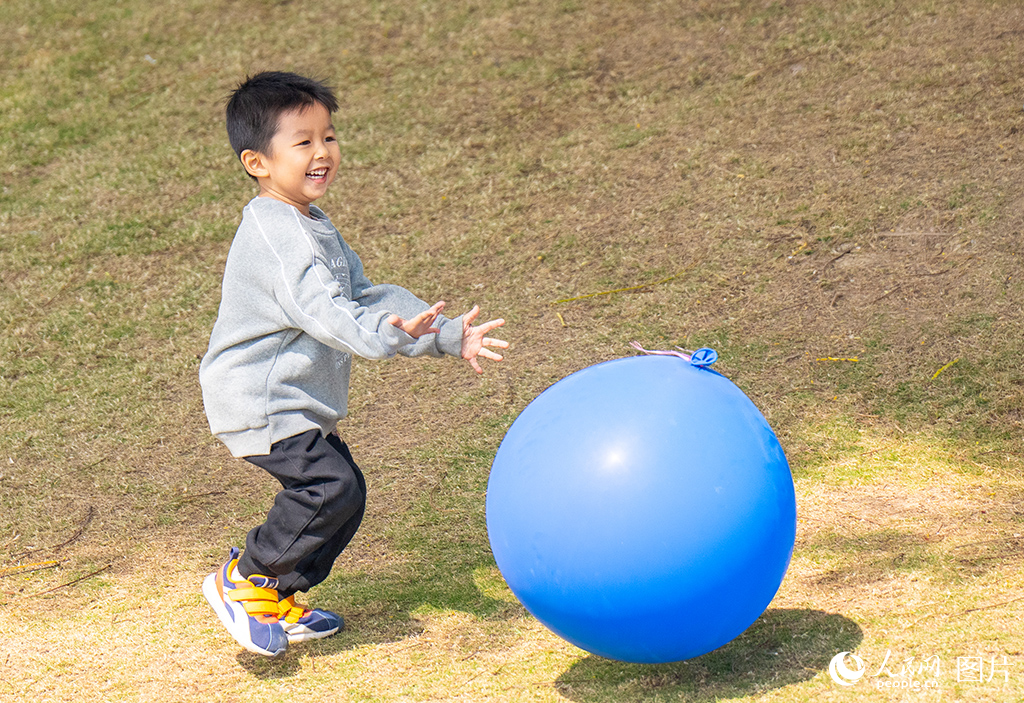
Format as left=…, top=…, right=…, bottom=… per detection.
left=486, top=354, right=796, bottom=663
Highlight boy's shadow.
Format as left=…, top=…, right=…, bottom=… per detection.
left=235, top=550, right=515, bottom=677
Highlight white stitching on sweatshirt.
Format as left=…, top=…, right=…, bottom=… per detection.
left=248, top=205, right=394, bottom=357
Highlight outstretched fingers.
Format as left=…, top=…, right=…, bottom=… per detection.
left=460, top=306, right=508, bottom=374
left=462, top=305, right=481, bottom=326
left=477, top=318, right=506, bottom=336
left=391, top=301, right=445, bottom=338
left=419, top=301, right=445, bottom=327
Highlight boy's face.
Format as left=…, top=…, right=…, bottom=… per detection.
left=240, top=103, right=341, bottom=216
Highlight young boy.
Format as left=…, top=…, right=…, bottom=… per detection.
left=199, top=71, right=507, bottom=657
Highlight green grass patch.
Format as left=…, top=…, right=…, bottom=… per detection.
left=2, top=0, right=1024, bottom=700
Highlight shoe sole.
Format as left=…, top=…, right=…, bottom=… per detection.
left=284, top=621, right=342, bottom=643
left=202, top=572, right=287, bottom=658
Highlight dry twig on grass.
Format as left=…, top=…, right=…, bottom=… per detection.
left=0, top=560, right=60, bottom=579
left=25, top=564, right=112, bottom=598
left=171, top=490, right=226, bottom=505
left=11, top=506, right=94, bottom=560
left=951, top=594, right=1024, bottom=618
left=869, top=284, right=903, bottom=303
left=951, top=536, right=1022, bottom=550
left=551, top=267, right=692, bottom=305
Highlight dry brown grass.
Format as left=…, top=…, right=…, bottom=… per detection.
left=2, top=0, right=1024, bottom=700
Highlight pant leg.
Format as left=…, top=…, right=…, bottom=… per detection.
left=237, top=429, right=367, bottom=597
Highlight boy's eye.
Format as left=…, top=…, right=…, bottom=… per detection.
left=297, top=140, right=311, bottom=146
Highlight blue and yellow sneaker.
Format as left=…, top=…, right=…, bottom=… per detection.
left=278, top=594, right=343, bottom=642
left=202, top=547, right=288, bottom=657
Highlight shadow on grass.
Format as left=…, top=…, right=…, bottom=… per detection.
left=234, top=550, right=516, bottom=678
left=553, top=608, right=862, bottom=702
left=231, top=436, right=865, bottom=684
left=236, top=651, right=303, bottom=678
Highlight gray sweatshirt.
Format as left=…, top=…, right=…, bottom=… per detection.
left=200, top=197, right=463, bottom=457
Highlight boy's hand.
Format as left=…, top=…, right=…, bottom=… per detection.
left=461, top=305, right=507, bottom=374
left=388, top=301, right=445, bottom=339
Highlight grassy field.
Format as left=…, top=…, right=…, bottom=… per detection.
left=2, top=0, right=1023, bottom=700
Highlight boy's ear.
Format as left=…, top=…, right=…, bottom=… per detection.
left=239, top=149, right=269, bottom=179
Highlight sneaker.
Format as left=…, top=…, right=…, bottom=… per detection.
left=202, top=547, right=288, bottom=657
left=278, top=594, right=344, bottom=642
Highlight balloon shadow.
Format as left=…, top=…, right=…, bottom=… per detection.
left=554, top=608, right=861, bottom=701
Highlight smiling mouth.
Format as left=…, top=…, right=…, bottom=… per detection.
left=306, top=167, right=329, bottom=179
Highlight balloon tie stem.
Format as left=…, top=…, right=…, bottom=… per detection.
left=629, top=342, right=718, bottom=367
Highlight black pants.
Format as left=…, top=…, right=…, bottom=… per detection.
left=237, top=429, right=366, bottom=598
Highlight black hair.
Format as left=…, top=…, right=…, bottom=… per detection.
left=225, top=71, right=339, bottom=161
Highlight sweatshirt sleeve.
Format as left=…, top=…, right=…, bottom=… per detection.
left=252, top=206, right=417, bottom=360
left=343, top=237, right=464, bottom=358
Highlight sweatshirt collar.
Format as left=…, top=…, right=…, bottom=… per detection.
left=248, top=196, right=334, bottom=233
